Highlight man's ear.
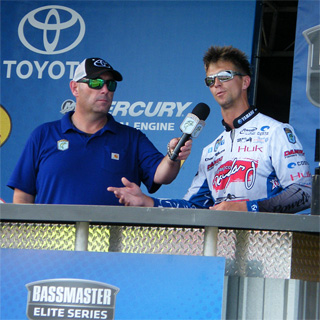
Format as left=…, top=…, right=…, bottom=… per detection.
left=70, top=81, right=79, bottom=97
left=242, top=75, right=251, bottom=90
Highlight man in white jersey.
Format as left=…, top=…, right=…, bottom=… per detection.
left=108, top=46, right=312, bottom=213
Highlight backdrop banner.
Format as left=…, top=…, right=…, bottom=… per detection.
left=290, top=0, right=320, bottom=177
left=0, top=249, right=226, bottom=319
left=1, top=0, right=258, bottom=202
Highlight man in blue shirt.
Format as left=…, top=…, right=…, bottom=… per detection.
left=7, top=57, right=191, bottom=205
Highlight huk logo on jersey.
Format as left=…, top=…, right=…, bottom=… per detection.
left=213, top=158, right=258, bottom=191
left=26, top=279, right=119, bottom=320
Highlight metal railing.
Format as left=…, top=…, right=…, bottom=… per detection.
left=1, top=204, right=319, bottom=320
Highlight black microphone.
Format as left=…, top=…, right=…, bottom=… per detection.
left=170, top=103, right=210, bottom=161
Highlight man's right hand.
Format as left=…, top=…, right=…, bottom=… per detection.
left=107, top=177, right=154, bottom=207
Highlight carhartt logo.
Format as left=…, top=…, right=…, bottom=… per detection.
left=111, top=153, right=119, bottom=160
left=57, top=139, right=69, bottom=151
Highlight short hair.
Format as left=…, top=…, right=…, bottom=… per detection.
left=203, top=46, right=252, bottom=77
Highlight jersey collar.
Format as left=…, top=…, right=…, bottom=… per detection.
left=222, top=106, right=259, bottom=132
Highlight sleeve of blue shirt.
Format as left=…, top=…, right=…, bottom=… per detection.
left=7, top=126, right=41, bottom=196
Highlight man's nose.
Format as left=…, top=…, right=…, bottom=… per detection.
left=214, top=77, right=222, bottom=87
left=101, top=83, right=110, bottom=93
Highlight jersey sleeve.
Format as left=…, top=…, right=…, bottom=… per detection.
left=153, top=150, right=214, bottom=209
left=247, top=124, right=312, bottom=213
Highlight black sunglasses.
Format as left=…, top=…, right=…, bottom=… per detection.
left=77, top=78, right=117, bottom=92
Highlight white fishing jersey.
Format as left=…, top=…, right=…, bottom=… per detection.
left=154, top=107, right=312, bottom=213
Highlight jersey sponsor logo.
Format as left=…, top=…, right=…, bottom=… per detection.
left=18, top=5, right=85, bottom=55
left=253, top=137, right=269, bottom=143
left=237, top=109, right=255, bottom=125
left=238, top=145, right=263, bottom=153
left=249, top=203, right=258, bottom=211
left=214, top=136, right=224, bottom=151
left=215, top=193, right=248, bottom=203
left=207, top=157, right=223, bottom=171
left=288, top=161, right=309, bottom=168
left=215, top=149, right=225, bottom=157
left=237, top=137, right=252, bottom=143
left=212, top=158, right=258, bottom=191
left=284, top=127, right=296, bottom=144
left=269, top=177, right=280, bottom=190
left=57, top=139, right=69, bottom=151
left=239, top=127, right=257, bottom=135
left=288, top=162, right=296, bottom=169
left=273, top=188, right=311, bottom=212
left=290, top=171, right=311, bottom=181
left=284, top=149, right=305, bottom=158
left=257, top=127, right=269, bottom=136
left=260, top=126, right=270, bottom=131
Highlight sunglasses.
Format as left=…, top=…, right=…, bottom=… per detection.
left=77, top=78, right=117, bottom=91
left=204, top=70, right=245, bottom=87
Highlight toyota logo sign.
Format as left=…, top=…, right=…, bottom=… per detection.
left=18, top=5, right=85, bottom=55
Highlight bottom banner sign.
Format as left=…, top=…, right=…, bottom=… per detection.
left=25, top=278, right=119, bottom=320
left=0, top=249, right=225, bottom=320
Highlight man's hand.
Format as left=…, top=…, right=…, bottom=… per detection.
left=168, top=138, right=192, bottom=161
left=107, top=177, right=154, bottom=207
left=154, top=138, right=193, bottom=185
left=209, top=201, right=247, bottom=211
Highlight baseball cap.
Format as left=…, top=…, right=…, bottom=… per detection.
left=72, top=58, right=123, bottom=82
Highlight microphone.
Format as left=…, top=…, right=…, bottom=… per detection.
left=169, top=102, right=210, bottom=161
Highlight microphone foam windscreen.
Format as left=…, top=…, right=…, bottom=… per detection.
left=192, top=103, right=210, bottom=121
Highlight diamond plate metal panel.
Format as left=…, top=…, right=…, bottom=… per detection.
left=291, top=232, right=320, bottom=282
left=87, top=225, right=204, bottom=255
left=122, top=226, right=204, bottom=255
left=0, top=222, right=75, bottom=250
left=1, top=222, right=318, bottom=281
left=88, top=224, right=111, bottom=252
left=217, top=229, right=292, bottom=278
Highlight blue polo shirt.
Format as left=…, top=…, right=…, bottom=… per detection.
left=7, top=112, right=164, bottom=205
